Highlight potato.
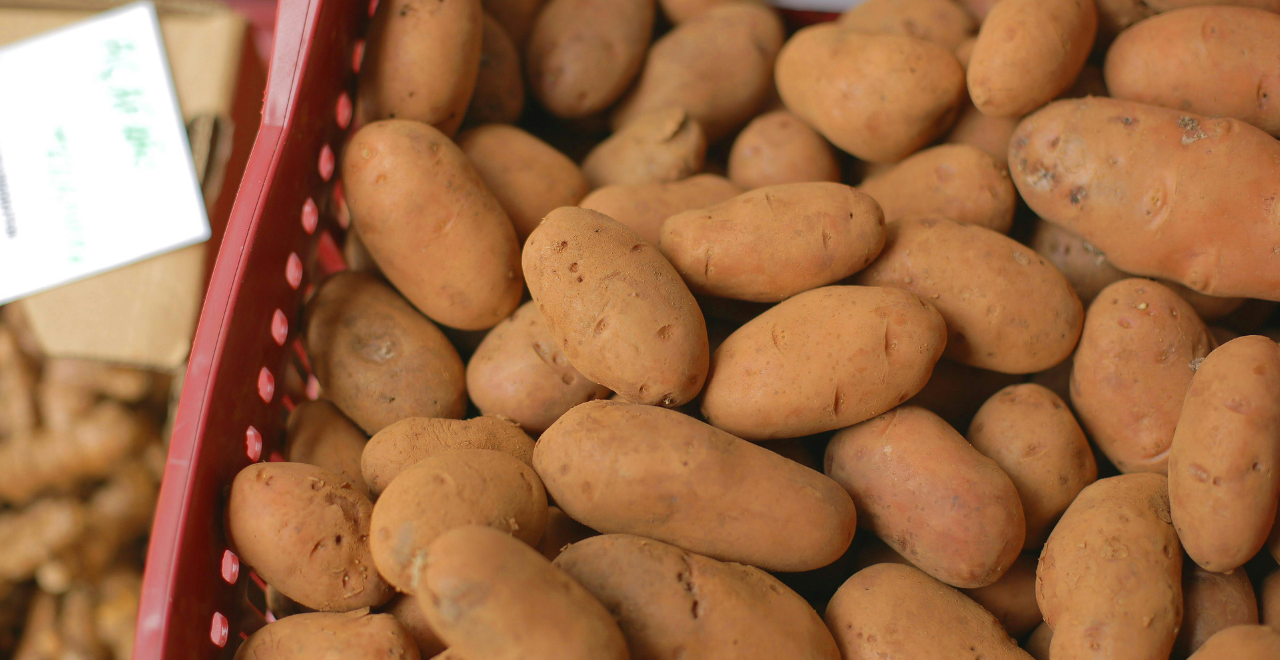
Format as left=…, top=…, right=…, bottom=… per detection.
left=954, top=36, right=975, bottom=68
left=1025, top=623, right=1053, bottom=660
left=522, top=207, right=709, bottom=407
left=966, top=0, right=1096, bottom=117
left=343, top=120, right=523, bottom=330
left=233, top=611, right=418, bottom=660
left=1029, top=219, right=1127, bottom=307
left=945, top=102, right=1020, bottom=167
left=534, top=400, right=857, bottom=572
left=463, top=14, right=524, bottom=127
left=1010, top=98, right=1280, bottom=301
left=701, top=285, right=947, bottom=439
left=1095, top=0, right=1280, bottom=42
left=825, top=406, right=1025, bottom=588
left=1163, top=280, right=1245, bottom=322
left=1062, top=62, right=1109, bottom=99
left=1169, top=336, right=1280, bottom=572
left=286, top=400, right=370, bottom=497
left=416, top=525, right=628, bottom=660
left=525, top=0, right=652, bottom=118
left=1188, top=625, right=1280, bottom=659
left=482, top=0, right=542, bottom=47
left=304, top=272, right=466, bottom=434
left=1263, top=570, right=1280, bottom=628
left=356, top=0, right=482, bottom=135
left=858, top=144, right=1016, bottom=232
left=1175, top=564, right=1259, bottom=657
left=458, top=124, right=588, bottom=242
left=906, top=358, right=1025, bottom=432
left=968, top=384, right=1097, bottom=547
left=776, top=25, right=966, bottom=163
left=726, top=110, right=841, bottom=190
left=659, top=183, right=886, bottom=302
left=535, top=506, right=596, bottom=560
left=961, top=554, right=1042, bottom=638
left=554, top=534, right=840, bottom=660
left=854, top=217, right=1084, bottom=374
left=370, top=448, right=546, bottom=593
left=385, top=595, right=446, bottom=658
left=659, top=0, right=738, bottom=22
left=227, top=463, right=393, bottom=612
left=578, top=174, right=742, bottom=246
left=838, top=0, right=977, bottom=50
left=612, top=2, right=785, bottom=142
left=1037, top=473, right=1182, bottom=660
left=582, top=108, right=707, bottom=188
left=1070, top=279, right=1215, bottom=473
left=361, top=416, right=536, bottom=495
left=826, top=563, right=1031, bottom=660
left=959, top=0, right=999, bottom=20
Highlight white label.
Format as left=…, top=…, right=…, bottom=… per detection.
left=0, top=1, right=210, bottom=304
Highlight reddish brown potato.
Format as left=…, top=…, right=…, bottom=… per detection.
left=967, top=0, right=1096, bottom=117
left=1174, top=564, right=1259, bottom=657
left=582, top=108, right=707, bottom=188
left=727, top=110, right=841, bottom=190
left=234, top=611, right=419, bottom=660
left=1188, top=625, right=1280, bottom=659
left=535, top=506, right=597, bottom=561
left=463, top=14, right=524, bottom=126
left=361, top=416, right=536, bottom=495
left=945, top=102, right=1020, bottom=167
left=286, top=400, right=370, bottom=497
left=578, top=174, right=742, bottom=246
left=839, top=0, right=977, bottom=50
left=961, top=554, right=1042, bottom=638
left=858, top=144, right=1016, bottom=232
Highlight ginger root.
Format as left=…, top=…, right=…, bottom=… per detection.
left=0, top=499, right=85, bottom=584
left=13, top=590, right=59, bottom=660
left=94, top=568, right=140, bottom=660
left=38, top=360, right=154, bottom=433
left=0, top=326, right=39, bottom=439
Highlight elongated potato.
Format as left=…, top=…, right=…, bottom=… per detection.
left=727, top=110, right=841, bottom=190
left=839, top=0, right=977, bottom=50
left=906, top=358, right=1025, bottom=432
left=579, top=174, right=742, bottom=246
left=967, top=0, right=1096, bottom=117
left=702, top=285, right=947, bottom=439
left=1038, top=473, right=1182, bottom=660
left=1029, top=219, right=1127, bottom=307
left=534, top=400, right=857, bottom=572
left=523, top=207, right=709, bottom=407
left=962, top=554, right=1042, bottom=638
left=1188, top=625, right=1280, bottom=660
left=304, top=272, right=466, bottom=434
left=464, top=14, right=524, bottom=127
left=582, top=108, right=707, bottom=188
left=233, top=611, right=419, bottom=660
left=945, top=103, right=1021, bottom=167
left=859, top=144, right=1016, bottom=232
left=361, top=416, right=536, bottom=495
left=1169, top=336, right=1280, bottom=572
left=777, top=26, right=966, bottom=162
left=660, top=183, right=886, bottom=302
left=554, top=534, right=840, bottom=660
left=343, top=120, right=523, bottom=330
left=286, top=400, right=370, bottom=497
left=1175, top=564, right=1259, bottom=657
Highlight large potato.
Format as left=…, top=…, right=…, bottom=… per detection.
left=1029, top=219, right=1127, bottom=307
left=859, top=144, right=1016, bottom=232
left=838, top=0, right=976, bottom=50
left=522, top=207, right=709, bottom=407
left=304, top=272, right=466, bottom=434
left=285, top=400, right=370, bottom=497
left=727, top=110, right=841, bottom=190
left=360, top=416, right=536, bottom=495
left=463, top=14, right=524, bottom=127
left=227, top=463, right=393, bottom=612
left=534, top=400, right=857, bottom=572
left=1175, top=564, right=1259, bottom=657
left=854, top=217, right=1084, bottom=374
left=659, top=183, right=886, bottom=302
left=1037, top=473, right=1182, bottom=660
left=701, top=285, right=947, bottom=439
left=962, top=554, right=1042, bottom=638
left=1187, top=625, right=1280, bottom=659
left=343, top=120, right=523, bottom=330
left=776, top=25, right=966, bottom=163
left=825, top=406, right=1025, bottom=588
left=579, top=174, right=741, bottom=246
left=582, top=108, right=707, bottom=188
left=233, top=611, right=418, bottom=660
left=1169, top=335, right=1280, bottom=572
left=554, top=534, right=840, bottom=660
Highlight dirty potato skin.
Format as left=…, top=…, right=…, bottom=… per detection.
left=1188, top=625, right=1280, bottom=660
left=1175, top=564, right=1260, bottom=657
left=286, top=400, right=371, bottom=497
left=227, top=463, right=393, bottom=612
left=1169, top=335, right=1280, bottom=572
left=1029, top=219, right=1128, bottom=307
left=727, top=110, right=842, bottom=190
left=233, top=610, right=419, bottom=660
left=463, top=14, right=525, bottom=126
left=554, top=534, right=841, bottom=660
left=361, top=416, right=536, bottom=495
left=659, top=183, right=886, bottom=302
left=701, top=285, right=947, bottom=439
left=534, top=401, right=857, bottom=572
left=579, top=174, right=742, bottom=246
left=858, top=144, right=1016, bottom=231
left=1037, top=473, right=1183, bottom=660
left=522, top=207, right=709, bottom=407
left=825, top=406, right=1026, bottom=588
left=304, top=272, right=466, bottom=434
left=838, top=0, right=976, bottom=50
left=582, top=108, right=707, bottom=188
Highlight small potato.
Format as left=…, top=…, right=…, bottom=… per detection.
left=578, top=174, right=742, bottom=246
left=1029, top=219, right=1127, bottom=307
left=370, top=448, right=547, bottom=593
left=962, top=554, right=1042, bottom=638
left=825, top=406, right=1025, bottom=588
left=701, top=286, right=947, bottom=439
left=522, top=207, right=709, bottom=407
left=854, top=217, right=1084, bottom=374
left=1175, top=564, right=1259, bottom=657
left=1037, top=473, right=1182, bottom=660
left=1263, top=571, right=1280, bottom=628
left=1070, top=279, right=1215, bottom=474
left=906, top=358, right=1025, bottom=432
left=227, top=463, right=393, bottom=612
left=356, top=0, right=482, bottom=135
left=304, top=272, right=466, bottom=434
left=343, top=120, right=523, bottom=330
left=385, top=595, right=446, bottom=658
left=535, top=506, right=597, bottom=560
left=838, top=0, right=977, bottom=50
left=776, top=26, right=966, bottom=163
left=727, top=110, right=841, bottom=190
left=1025, top=623, right=1053, bottom=660
left=659, top=183, right=886, bottom=302
left=525, top=0, right=653, bottom=118
left=826, top=563, right=1031, bottom=660
left=944, top=102, right=1020, bottom=167
left=361, top=416, right=536, bottom=495
left=534, top=400, right=857, bottom=572
left=858, top=144, right=1016, bottom=232
left=463, top=14, right=524, bottom=127
left=417, top=526, right=628, bottom=660
left=612, top=2, right=786, bottom=142
left=286, top=400, right=370, bottom=497
left=582, top=108, right=707, bottom=188
left=1188, top=625, right=1280, bottom=659
left=554, top=534, right=841, bottom=660
left=458, top=124, right=589, bottom=242
left=1169, top=336, right=1280, bottom=572
left=233, top=611, right=418, bottom=660
left=968, top=384, right=1098, bottom=547
left=966, top=0, right=1096, bottom=117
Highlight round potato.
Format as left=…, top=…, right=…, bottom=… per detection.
left=482, top=0, right=542, bottom=47
left=535, top=506, right=596, bottom=561
left=1175, top=564, right=1259, bottom=657
left=838, top=0, right=977, bottom=50
left=227, top=463, right=393, bottom=612
left=361, top=416, right=536, bottom=495
left=233, top=611, right=418, bottom=660
left=727, top=110, right=841, bottom=190
left=858, top=144, right=1016, bottom=232
left=286, top=400, right=370, bottom=497
left=906, top=358, right=1025, bottom=432
left=1188, top=625, right=1280, bottom=660
left=304, top=272, right=466, bottom=434
left=1029, top=219, right=1127, bottom=307
left=578, top=174, right=742, bottom=246
left=701, top=285, right=947, bottom=439
left=945, top=103, right=1020, bottom=167
left=463, top=14, right=524, bottom=127
left=582, top=108, right=707, bottom=188
left=961, top=554, right=1042, bottom=638
left=534, top=400, right=857, bottom=572
left=385, top=595, right=446, bottom=658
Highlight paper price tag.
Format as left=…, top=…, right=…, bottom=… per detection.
left=0, top=1, right=210, bottom=305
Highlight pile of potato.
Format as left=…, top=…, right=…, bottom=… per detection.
left=230, top=0, right=1280, bottom=658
